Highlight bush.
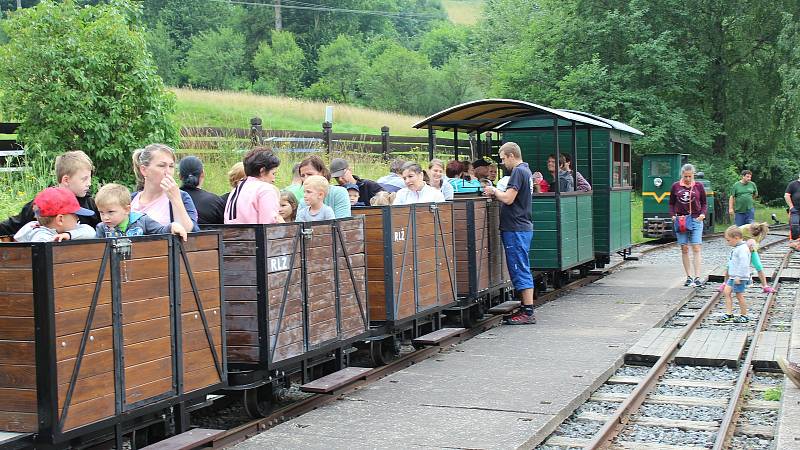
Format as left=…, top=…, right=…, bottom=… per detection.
left=184, top=27, right=246, bottom=90
left=252, top=30, right=305, bottom=97
left=0, top=0, right=178, bottom=185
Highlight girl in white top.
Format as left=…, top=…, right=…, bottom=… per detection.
left=393, top=162, right=445, bottom=205
left=427, top=159, right=454, bottom=200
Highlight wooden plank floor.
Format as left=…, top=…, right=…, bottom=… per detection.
left=752, top=331, right=790, bottom=370
left=707, top=265, right=727, bottom=282
left=625, top=328, right=683, bottom=364
left=675, top=329, right=748, bottom=367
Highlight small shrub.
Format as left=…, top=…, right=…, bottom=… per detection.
left=764, top=387, right=781, bottom=401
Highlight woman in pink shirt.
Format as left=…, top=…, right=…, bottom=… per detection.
left=131, top=144, right=198, bottom=231
left=224, top=147, right=282, bottom=224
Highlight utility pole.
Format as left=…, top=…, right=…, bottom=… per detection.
left=17, top=0, right=22, bottom=10
left=274, top=0, right=282, bottom=30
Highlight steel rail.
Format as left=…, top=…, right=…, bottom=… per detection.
left=712, top=248, right=792, bottom=449
left=586, top=238, right=791, bottom=449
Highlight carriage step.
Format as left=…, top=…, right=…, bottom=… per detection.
left=412, top=327, right=467, bottom=346
left=141, top=428, right=224, bottom=450
left=300, top=367, right=371, bottom=394
left=487, top=301, right=521, bottom=315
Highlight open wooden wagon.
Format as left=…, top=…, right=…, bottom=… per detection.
left=0, top=232, right=226, bottom=449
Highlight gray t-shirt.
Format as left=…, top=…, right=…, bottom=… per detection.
left=296, top=204, right=335, bottom=222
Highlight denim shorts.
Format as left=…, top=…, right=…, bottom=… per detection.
left=675, top=218, right=704, bottom=245
left=501, top=231, right=534, bottom=291
left=734, top=208, right=755, bottom=227
left=726, top=278, right=751, bottom=293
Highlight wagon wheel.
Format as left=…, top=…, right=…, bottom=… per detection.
left=243, top=384, right=276, bottom=418
left=369, top=338, right=396, bottom=366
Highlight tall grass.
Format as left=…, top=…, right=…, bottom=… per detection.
left=174, top=88, right=427, bottom=136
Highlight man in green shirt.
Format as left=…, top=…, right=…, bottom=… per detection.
left=729, top=169, right=758, bottom=226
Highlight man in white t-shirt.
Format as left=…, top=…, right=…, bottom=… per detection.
left=392, top=162, right=445, bottom=205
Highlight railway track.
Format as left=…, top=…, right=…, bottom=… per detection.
left=537, top=238, right=796, bottom=449
left=193, top=272, right=604, bottom=449
left=191, top=230, right=794, bottom=449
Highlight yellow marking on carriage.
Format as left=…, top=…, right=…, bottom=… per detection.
left=642, top=192, right=670, bottom=203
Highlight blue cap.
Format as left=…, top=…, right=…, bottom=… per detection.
left=343, top=183, right=359, bottom=191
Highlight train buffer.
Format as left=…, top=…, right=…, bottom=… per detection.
left=300, top=367, right=372, bottom=394
left=487, top=300, right=520, bottom=315
left=140, top=428, right=224, bottom=450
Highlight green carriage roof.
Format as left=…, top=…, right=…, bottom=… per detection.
left=412, top=99, right=642, bottom=136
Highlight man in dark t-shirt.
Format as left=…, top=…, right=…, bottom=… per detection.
left=484, top=142, right=535, bottom=325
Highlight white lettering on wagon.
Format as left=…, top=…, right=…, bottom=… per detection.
left=268, top=255, right=290, bottom=273
left=393, top=227, right=405, bottom=242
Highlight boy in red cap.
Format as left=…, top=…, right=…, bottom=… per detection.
left=13, top=187, right=97, bottom=242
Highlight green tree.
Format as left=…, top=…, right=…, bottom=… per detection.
left=184, top=27, right=246, bottom=90
left=0, top=0, right=178, bottom=185
left=252, top=30, right=306, bottom=96
left=362, top=44, right=437, bottom=114
left=307, top=34, right=366, bottom=103
left=145, top=20, right=180, bottom=86
left=419, top=21, right=470, bottom=67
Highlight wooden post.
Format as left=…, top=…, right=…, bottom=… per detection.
left=381, top=126, right=390, bottom=161
left=323, top=121, right=333, bottom=155
left=250, top=117, right=263, bottom=147
left=427, top=127, right=436, bottom=161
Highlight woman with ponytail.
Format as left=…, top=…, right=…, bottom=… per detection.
left=179, top=155, right=226, bottom=225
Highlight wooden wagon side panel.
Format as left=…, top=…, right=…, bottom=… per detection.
left=303, top=222, right=338, bottom=349
left=389, top=207, right=415, bottom=321
left=220, top=227, right=259, bottom=365
left=265, top=224, right=305, bottom=365
left=118, top=239, right=174, bottom=409
left=487, top=199, right=510, bottom=289
left=0, top=246, right=37, bottom=432
left=335, top=217, right=368, bottom=340
left=360, top=208, right=391, bottom=321
left=435, top=203, right=456, bottom=307
left=473, top=201, right=490, bottom=293
left=451, top=201, right=472, bottom=297
left=51, top=242, right=116, bottom=432
left=178, top=233, right=224, bottom=394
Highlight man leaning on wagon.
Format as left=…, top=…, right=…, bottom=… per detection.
left=483, top=142, right=536, bottom=325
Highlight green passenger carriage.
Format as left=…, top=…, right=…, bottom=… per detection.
left=413, top=99, right=642, bottom=286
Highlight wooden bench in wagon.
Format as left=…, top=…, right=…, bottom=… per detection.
left=0, top=232, right=226, bottom=449
left=205, top=217, right=369, bottom=416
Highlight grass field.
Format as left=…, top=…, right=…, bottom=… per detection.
left=442, top=0, right=484, bottom=25
left=174, top=88, right=426, bottom=136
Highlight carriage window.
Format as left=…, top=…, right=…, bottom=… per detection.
left=622, top=144, right=631, bottom=186
left=612, top=142, right=622, bottom=187
left=650, top=160, right=671, bottom=178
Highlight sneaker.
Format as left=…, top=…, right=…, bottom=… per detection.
left=717, top=314, right=734, bottom=323
left=763, top=286, right=777, bottom=294
left=733, top=315, right=749, bottom=323
left=778, top=356, right=800, bottom=389
left=693, top=278, right=704, bottom=288
left=505, top=311, right=536, bottom=325
left=684, top=276, right=694, bottom=287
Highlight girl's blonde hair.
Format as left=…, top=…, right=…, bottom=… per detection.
left=280, top=190, right=298, bottom=221
left=227, top=162, right=246, bottom=188
left=725, top=225, right=743, bottom=239
left=370, top=191, right=396, bottom=206
left=750, top=222, right=769, bottom=237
